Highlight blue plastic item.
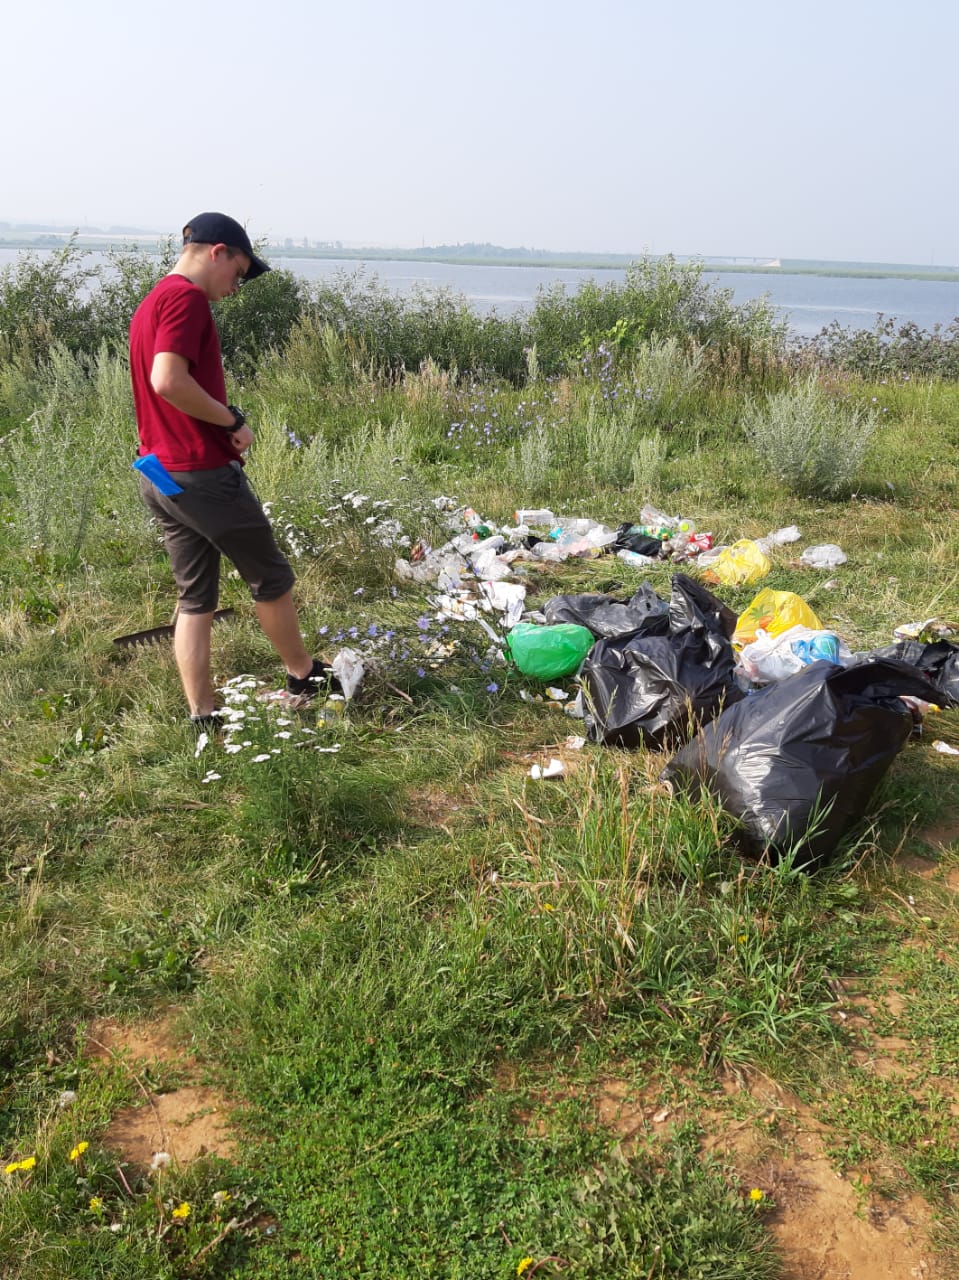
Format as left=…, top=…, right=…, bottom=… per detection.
left=133, top=454, right=183, bottom=496
left=792, top=633, right=840, bottom=664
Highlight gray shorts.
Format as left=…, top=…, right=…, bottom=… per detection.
left=139, top=462, right=295, bottom=614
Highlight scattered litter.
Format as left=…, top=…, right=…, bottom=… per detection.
left=545, top=687, right=568, bottom=701
left=932, top=740, right=959, bottom=756
left=529, top=758, right=565, bottom=780
left=194, top=732, right=209, bottom=758
left=705, top=539, right=771, bottom=586
left=800, top=543, right=847, bottom=569
left=755, top=524, right=801, bottom=553
left=893, top=618, right=959, bottom=643
left=565, top=735, right=587, bottom=750
left=332, top=648, right=365, bottom=700
left=565, top=691, right=585, bottom=719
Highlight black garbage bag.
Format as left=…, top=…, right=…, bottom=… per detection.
left=662, top=658, right=943, bottom=870
left=613, top=522, right=664, bottom=558
left=667, top=574, right=738, bottom=639
left=582, top=574, right=742, bottom=749
left=861, top=640, right=959, bottom=707
left=543, top=582, right=669, bottom=640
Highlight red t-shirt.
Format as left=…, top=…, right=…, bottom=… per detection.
left=129, top=274, right=239, bottom=470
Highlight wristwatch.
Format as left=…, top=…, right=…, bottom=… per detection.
left=227, top=405, right=246, bottom=431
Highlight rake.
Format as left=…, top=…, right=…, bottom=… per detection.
left=113, top=608, right=236, bottom=649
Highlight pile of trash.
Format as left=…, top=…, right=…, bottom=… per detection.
left=394, top=502, right=849, bottom=593
left=389, top=500, right=957, bottom=870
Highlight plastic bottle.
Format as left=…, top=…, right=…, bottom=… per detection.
left=639, top=504, right=677, bottom=530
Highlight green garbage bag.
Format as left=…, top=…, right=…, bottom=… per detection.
left=505, top=622, right=595, bottom=680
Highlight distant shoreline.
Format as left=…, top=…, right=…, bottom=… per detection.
left=1, top=235, right=957, bottom=284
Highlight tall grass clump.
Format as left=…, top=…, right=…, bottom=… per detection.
left=306, top=269, right=525, bottom=380
left=742, top=374, right=878, bottom=498
left=0, top=344, right=150, bottom=564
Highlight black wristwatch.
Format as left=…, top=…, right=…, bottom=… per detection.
left=227, top=404, right=246, bottom=431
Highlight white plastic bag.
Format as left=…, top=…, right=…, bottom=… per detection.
left=332, top=647, right=365, bottom=700
left=740, top=625, right=846, bottom=684
left=800, top=543, right=847, bottom=569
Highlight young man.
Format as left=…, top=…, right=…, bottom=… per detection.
left=129, top=211, right=333, bottom=727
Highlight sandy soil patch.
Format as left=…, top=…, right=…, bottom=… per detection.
left=86, top=1012, right=236, bottom=1168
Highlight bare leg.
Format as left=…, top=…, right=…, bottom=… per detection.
left=255, top=590, right=313, bottom=679
left=174, top=611, right=216, bottom=716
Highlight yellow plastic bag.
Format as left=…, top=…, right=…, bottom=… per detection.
left=706, top=540, right=771, bottom=588
left=733, top=589, right=824, bottom=647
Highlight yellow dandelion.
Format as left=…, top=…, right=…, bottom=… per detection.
left=171, top=1202, right=191, bottom=1220
left=737, top=933, right=748, bottom=944
left=68, top=1141, right=89, bottom=1162
left=517, top=1257, right=535, bottom=1277
left=749, top=1187, right=765, bottom=1203
left=88, top=1196, right=103, bottom=1212
left=542, top=903, right=554, bottom=912
left=19, top=1156, right=36, bottom=1171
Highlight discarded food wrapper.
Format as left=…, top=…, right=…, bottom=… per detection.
left=529, top=758, right=565, bottom=780
left=892, top=618, right=959, bottom=643
left=800, top=543, right=847, bottom=569
left=565, top=735, right=587, bottom=750
left=545, top=687, right=568, bottom=701
left=564, top=690, right=585, bottom=719
left=432, top=592, right=479, bottom=622
left=932, top=740, right=959, bottom=756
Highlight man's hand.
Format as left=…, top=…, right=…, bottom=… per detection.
left=229, top=424, right=254, bottom=454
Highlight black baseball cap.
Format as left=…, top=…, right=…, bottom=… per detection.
left=182, top=212, right=270, bottom=281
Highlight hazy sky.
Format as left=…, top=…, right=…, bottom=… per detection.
left=3, top=0, right=956, bottom=265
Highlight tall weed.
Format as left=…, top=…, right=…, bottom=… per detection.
left=742, top=375, right=878, bottom=498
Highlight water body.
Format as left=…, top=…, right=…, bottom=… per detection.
left=277, top=257, right=959, bottom=340
left=3, top=247, right=958, bottom=341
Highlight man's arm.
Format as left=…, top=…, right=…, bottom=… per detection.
left=150, top=352, right=253, bottom=452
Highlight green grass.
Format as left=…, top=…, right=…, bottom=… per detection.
left=2, top=317, right=959, bottom=1276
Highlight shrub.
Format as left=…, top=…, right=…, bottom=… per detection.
left=742, top=375, right=878, bottom=498
left=0, top=239, right=96, bottom=366
left=804, top=314, right=959, bottom=380
left=527, top=256, right=787, bottom=377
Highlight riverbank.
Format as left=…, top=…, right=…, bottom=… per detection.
left=2, top=233, right=957, bottom=283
